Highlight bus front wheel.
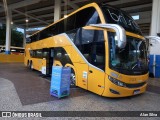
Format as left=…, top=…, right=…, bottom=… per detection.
left=70, top=69, right=76, bottom=87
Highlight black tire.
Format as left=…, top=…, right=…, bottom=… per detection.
left=149, top=73, right=154, bottom=78
left=29, top=61, right=33, bottom=70
left=70, top=69, right=76, bottom=88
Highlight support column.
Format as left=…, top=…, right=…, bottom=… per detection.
left=150, top=0, right=160, bottom=36
left=23, top=28, right=26, bottom=47
left=5, top=10, right=11, bottom=54
left=54, top=0, right=61, bottom=22
left=150, top=0, right=160, bottom=77
left=150, top=0, right=160, bottom=55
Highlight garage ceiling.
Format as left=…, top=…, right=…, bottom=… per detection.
left=0, top=0, right=152, bottom=35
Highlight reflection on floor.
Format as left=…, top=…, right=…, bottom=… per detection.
left=0, top=63, right=160, bottom=107
left=0, top=63, right=88, bottom=105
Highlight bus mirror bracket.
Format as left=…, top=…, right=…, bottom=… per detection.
left=89, top=24, right=126, bottom=48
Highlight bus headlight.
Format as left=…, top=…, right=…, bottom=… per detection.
left=108, top=76, right=126, bottom=87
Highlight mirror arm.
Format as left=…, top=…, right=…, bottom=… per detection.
left=89, top=24, right=126, bottom=48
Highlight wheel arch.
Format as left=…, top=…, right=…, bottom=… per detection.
left=65, top=64, right=77, bottom=86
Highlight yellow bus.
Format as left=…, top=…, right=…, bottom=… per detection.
left=24, top=3, right=148, bottom=97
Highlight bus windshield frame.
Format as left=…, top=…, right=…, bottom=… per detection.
left=108, top=31, right=148, bottom=75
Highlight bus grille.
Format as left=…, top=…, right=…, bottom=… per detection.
left=126, top=82, right=146, bottom=88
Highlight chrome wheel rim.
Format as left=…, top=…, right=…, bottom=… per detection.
left=70, top=73, right=76, bottom=87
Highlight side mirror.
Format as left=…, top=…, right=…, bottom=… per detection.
left=89, top=24, right=126, bottom=48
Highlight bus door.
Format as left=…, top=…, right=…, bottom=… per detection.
left=46, top=48, right=54, bottom=75
left=75, top=28, right=105, bottom=93
left=88, top=66, right=105, bottom=95
left=87, top=42, right=105, bottom=95
left=42, top=48, right=54, bottom=75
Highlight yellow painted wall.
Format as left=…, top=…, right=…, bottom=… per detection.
left=0, top=54, right=24, bottom=63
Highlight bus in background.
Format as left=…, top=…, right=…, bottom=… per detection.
left=145, top=36, right=160, bottom=78
left=0, top=45, right=24, bottom=55
left=24, top=2, right=148, bottom=97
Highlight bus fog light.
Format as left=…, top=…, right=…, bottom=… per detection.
left=108, top=76, right=126, bottom=87
left=110, top=88, right=120, bottom=95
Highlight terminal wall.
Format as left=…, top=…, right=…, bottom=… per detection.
left=0, top=54, right=24, bottom=63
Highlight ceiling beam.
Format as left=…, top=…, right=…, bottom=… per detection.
left=13, top=9, right=74, bottom=23
left=0, top=19, right=25, bottom=29
left=63, top=0, right=79, bottom=10
left=122, top=3, right=152, bottom=11
left=0, top=2, right=50, bottom=25
left=19, top=19, right=53, bottom=26
left=13, top=9, right=50, bottom=25
left=130, top=11, right=151, bottom=20
left=108, top=0, right=139, bottom=5
left=1, top=0, right=89, bottom=19
left=136, top=18, right=151, bottom=24
left=0, top=0, right=41, bottom=13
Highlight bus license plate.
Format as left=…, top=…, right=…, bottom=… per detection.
left=133, top=89, right=140, bottom=95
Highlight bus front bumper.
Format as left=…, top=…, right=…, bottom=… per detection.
left=102, top=79, right=147, bottom=97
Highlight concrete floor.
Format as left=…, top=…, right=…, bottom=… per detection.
left=0, top=63, right=160, bottom=120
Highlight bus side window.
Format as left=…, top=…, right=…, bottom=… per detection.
left=74, top=29, right=94, bottom=62
left=92, top=42, right=105, bottom=71
left=66, top=29, right=77, bottom=42
left=51, top=49, right=54, bottom=58
left=30, top=50, right=34, bottom=57
left=75, top=29, right=105, bottom=71
left=30, top=34, right=38, bottom=42
left=54, top=48, right=72, bottom=66
left=42, top=49, right=49, bottom=58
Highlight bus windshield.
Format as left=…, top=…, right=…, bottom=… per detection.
left=108, top=32, right=148, bottom=75
left=101, top=5, right=142, bottom=35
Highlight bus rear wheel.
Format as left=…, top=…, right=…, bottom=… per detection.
left=27, top=60, right=30, bottom=68
left=29, top=61, right=33, bottom=70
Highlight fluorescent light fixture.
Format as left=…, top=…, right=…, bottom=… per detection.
left=25, top=19, right=29, bottom=22
left=132, top=15, right=139, bottom=20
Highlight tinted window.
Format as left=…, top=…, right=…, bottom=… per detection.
left=67, top=29, right=77, bottom=42
left=36, top=50, right=42, bottom=58
left=39, top=28, right=53, bottom=40
left=30, top=50, right=43, bottom=58
left=74, top=29, right=105, bottom=71
left=29, top=7, right=101, bottom=43
left=54, top=47, right=72, bottom=66
left=101, top=5, right=142, bottom=35
left=75, top=7, right=100, bottom=27
left=92, top=42, right=105, bottom=70
left=48, top=24, right=59, bottom=35
left=75, top=29, right=94, bottom=45
left=30, top=34, right=39, bottom=42
left=75, top=29, right=104, bottom=45
left=42, top=49, right=49, bottom=58
left=30, top=50, right=34, bottom=57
